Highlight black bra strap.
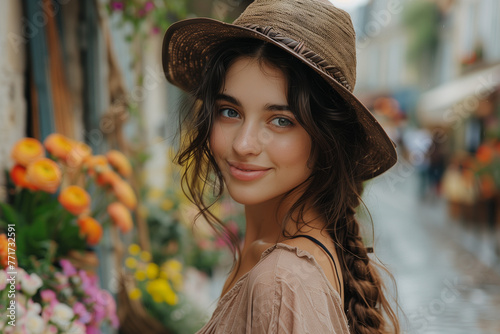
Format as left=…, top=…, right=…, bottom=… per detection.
left=289, top=235, right=342, bottom=298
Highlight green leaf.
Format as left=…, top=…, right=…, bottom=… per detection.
left=56, top=220, right=86, bottom=257
left=0, top=202, right=19, bottom=224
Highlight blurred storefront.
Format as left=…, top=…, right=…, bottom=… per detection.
left=351, top=0, right=500, bottom=266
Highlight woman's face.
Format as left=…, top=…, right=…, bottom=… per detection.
left=209, top=57, right=313, bottom=205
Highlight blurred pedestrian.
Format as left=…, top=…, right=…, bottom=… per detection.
left=162, top=0, right=400, bottom=332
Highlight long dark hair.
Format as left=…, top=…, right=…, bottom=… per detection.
left=175, top=39, right=400, bottom=334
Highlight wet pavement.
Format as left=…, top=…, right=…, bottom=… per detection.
left=364, top=164, right=500, bottom=334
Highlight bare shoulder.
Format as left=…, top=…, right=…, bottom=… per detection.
left=279, top=236, right=343, bottom=295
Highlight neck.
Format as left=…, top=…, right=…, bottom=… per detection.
left=242, top=193, right=325, bottom=249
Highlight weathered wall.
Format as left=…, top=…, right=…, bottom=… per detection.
left=0, top=0, right=26, bottom=200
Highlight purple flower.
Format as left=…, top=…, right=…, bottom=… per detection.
left=111, top=1, right=124, bottom=11
left=60, top=259, right=77, bottom=276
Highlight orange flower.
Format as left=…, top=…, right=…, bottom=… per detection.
left=107, top=150, right=132, bottom=178
left=44, top=134, right=74, bottom=161
left=108, top=202, right=133, bottom=233
left=495, top=141, right=500, bottom=154
left=0, top=234, right=11, bottom=269
left=479, top=174, right=496, bottom=199
left=77, top=217, right=103, bottom=246
left=59, top=186, right=91, bottom=216
left=476, top=145, right=494, bottom=165
left=10, top=164, right=37, bottom=190
left=11, top=138, right=45, bottom=167
left=66, top=141, right=93, bottom=168
left=112, top=180, right=137, bottom=210
left=84, top=155, right=110, bottom=177
left=26, top=158, right=61, bottom=193
left=96, top=169, right=121, bottom=187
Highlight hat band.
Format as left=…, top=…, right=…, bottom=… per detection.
left=241, top=24, right=352, bottom=92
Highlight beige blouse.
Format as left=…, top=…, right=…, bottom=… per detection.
left=196, top=243, right=350, bottom=333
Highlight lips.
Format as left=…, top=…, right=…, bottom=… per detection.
left=227, top=161, right=271, bottom=181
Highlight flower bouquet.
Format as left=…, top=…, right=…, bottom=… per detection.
left=0, top=134, right=137, bottom=269
left=0, top=259, right=118, bottom=333
left=0, top=134, right=139, bottom=333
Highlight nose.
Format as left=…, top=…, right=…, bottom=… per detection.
left=232, top=121, right=263, bottom=156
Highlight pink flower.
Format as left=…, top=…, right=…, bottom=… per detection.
left=73, top=302, right=91, bottom=324
left=60, top=259, right=76, bottom=276
left=144, top=1, right=154, bottom=12
left=41, top=290, right=58, bottom=308
left=86, top=323, right=101, bottom=334
left=68, top=320, right=86, bottom=334
left=151, top=26, right=160, bottom=35
left=54, top=272, right=68, bottom=287
left=78, top=270, right=91, bottom=292
left=19, top=272, right=43, bottom=296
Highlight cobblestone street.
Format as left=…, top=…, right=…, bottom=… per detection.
left=364, top=165, right=500, bottom=334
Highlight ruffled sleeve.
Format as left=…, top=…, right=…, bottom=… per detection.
left=246, top=244, right=350, bottom=334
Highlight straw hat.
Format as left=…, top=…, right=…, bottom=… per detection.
left=162, top=0, right=397, bottom=180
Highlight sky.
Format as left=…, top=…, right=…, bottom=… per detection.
left=328, top=0, right=369, bottom=11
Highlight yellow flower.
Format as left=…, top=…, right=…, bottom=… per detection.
left=146, top=279, right=177, bottom=305
left=165, top=288, right=178, bottom=305
left=146, top=263, right=159, bottom=279
left=161, top=199, right=175, bottom=211
left=162, top=259, right=183, bottom=290
left=147, top=188, right=163, bottom=201
left=164, top=259, right=182, bottom=273
left=134, top=270, right=146, bottom=281
left=171, top=274, right=184, bottom=291
left=128, top=288, right=142, bottom=300
left=128, top=244, right=140, bottom=255
left=140, top=251, right=151, bottom=262
left=125, top=257, right=137, bottom=269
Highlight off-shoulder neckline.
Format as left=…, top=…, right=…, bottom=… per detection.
left=218, top=242, right=341, bottom=306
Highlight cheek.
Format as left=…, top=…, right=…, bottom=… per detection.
left=269, top=133, right=312, bottom=171
left=209, top=123, right=227, bottom=159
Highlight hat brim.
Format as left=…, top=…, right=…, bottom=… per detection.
left=162, top=18, right=397, bottom=180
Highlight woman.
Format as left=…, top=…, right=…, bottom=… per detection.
left=162, top=0, right=400, bottom=333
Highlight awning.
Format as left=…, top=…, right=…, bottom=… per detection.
left=417, top=64, right=500, bottom=127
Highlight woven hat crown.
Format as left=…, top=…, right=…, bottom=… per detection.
left=233, top=0, right=357, bottom=92
left=162, top=0, right=397, bottom=180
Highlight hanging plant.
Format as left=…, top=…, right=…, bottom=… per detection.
left=402, top=1, right=441, bottom=66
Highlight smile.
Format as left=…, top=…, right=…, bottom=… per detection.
left=227, top=161, right=271, bottom=181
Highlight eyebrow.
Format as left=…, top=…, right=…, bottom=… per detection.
left=215, top=93, right=291, bottom=112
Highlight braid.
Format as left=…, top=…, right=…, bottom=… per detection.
left=332, top=182, right=398, bottom=334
